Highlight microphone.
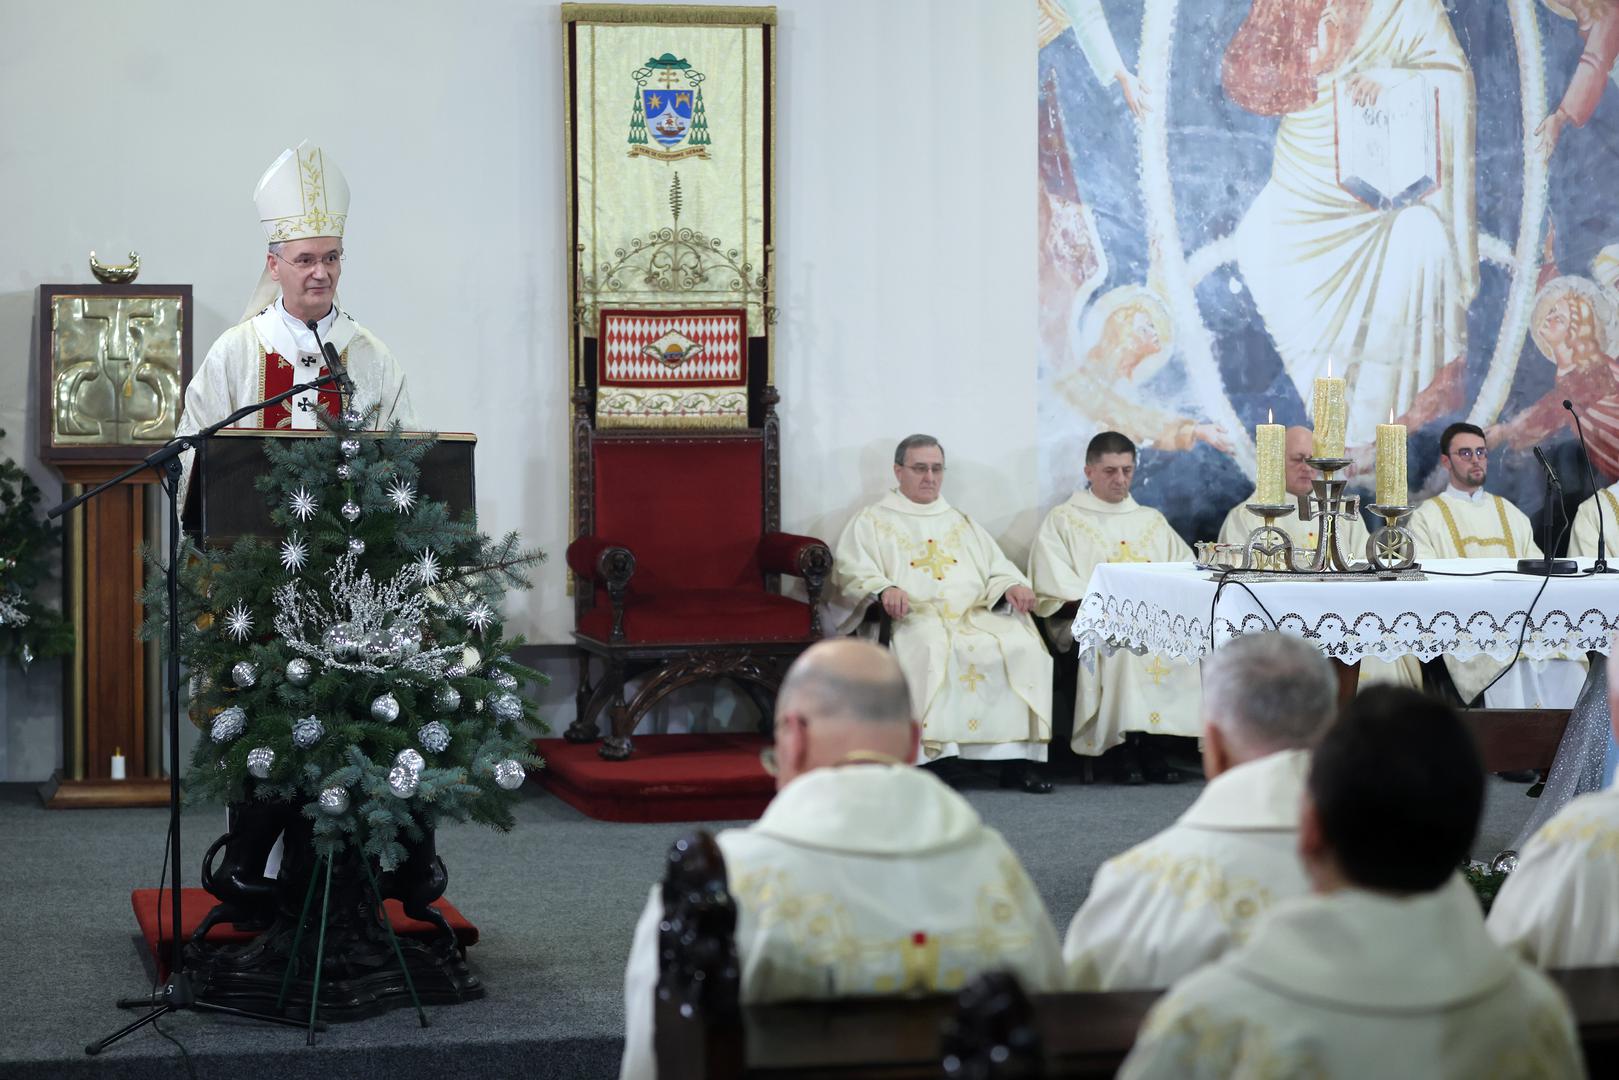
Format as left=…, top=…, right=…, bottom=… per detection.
left=1563, top=399, right=1609, bottom=572
left=304, top=318, right=356, bottom=399
left=1533, top=445, right=1562, bottom=490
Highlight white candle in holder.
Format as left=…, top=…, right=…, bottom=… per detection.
left=1312, top=357, right=1347, bottom=459
left=1255, top=409, right=1286, bottom=505
left=1376, top=410, right=1408, bottom=507
left=110, top=747, right=126, bottom=781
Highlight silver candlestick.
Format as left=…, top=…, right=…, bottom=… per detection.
left=1365, top=504, right=1419, bottom=573
left=1241, top=503, right=1297, bottom=572
left=1296, top=457, right=1369, bottom=573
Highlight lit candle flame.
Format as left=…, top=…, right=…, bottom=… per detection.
left=1389, top=407, right=1396, bottom=424
left=1267, top=407, right=1273, bottom=424
left=1327, top=356, right=1334, bottom=379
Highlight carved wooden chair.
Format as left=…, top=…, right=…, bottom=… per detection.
left=564, top=384, right=831, bottom=760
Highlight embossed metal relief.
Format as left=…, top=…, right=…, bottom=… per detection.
left=45, top=290, right=188, bottom=450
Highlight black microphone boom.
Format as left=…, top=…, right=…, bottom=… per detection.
left=1533, top=445, right=1562, bottom=490
left=304, top=318, right=356, bottom=400
left=1563, top=399, right=1610, bottom=572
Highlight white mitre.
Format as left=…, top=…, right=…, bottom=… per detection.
left=242, top=140, right=349, bottom=319
left=255, top=140, right=349, bottom=242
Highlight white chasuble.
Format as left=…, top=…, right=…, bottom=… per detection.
left=1216, top=495, right=1420, bottom=689
left=1489, top=786, right=1619, bottom=970
left=177, top=301, right=416, bottom=508
left=1409, top=491, right=1584, bottom=708
left=833, top=492, right=1052, bottom=762
left=1119, top=878, right=1585, bottom=1080
left=618, top=765, right=1064, bottom=1080
left=1029, top=490, right=1200, bottom=754
left=1062, top=749, right=1311, bottom=991
left=1569, top=485, right=1619, bottom=559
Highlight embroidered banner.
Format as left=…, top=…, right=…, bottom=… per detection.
left=596, top=307, right=748, bottom=427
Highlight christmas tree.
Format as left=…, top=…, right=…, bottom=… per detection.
left=0, top=431, right=73, bottom=671
left=629, top=88, right=648, bottom=146
left=146, top=409, right=546, bottom=871
left=688, top=85, right=711, bottom=147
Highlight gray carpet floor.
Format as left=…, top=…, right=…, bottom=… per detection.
left=0, top=770, right=1539, bottom=1080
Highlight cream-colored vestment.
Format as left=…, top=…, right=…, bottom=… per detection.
left=1570, top=485, right=1619, bottom=559
left=1063, top=749, right=1311, bottom=991
left=1489, top=785, right=1619, bottom=969
left=1119, top=878, right=1586, bottom=1079
left=833, top=491, right=1052, bottom=762
left=1408, top=489, right=1584, bottom=707
left=1029, top=490, right=1200, bottom=754
left=618, top=765, right=1064, bottom=1080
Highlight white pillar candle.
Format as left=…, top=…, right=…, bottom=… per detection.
left=110, top=748, right=126, bottom=780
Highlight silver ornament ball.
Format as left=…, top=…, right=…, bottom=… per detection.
left=340, top=500, right=361, bottom=523
left=1491, top=850, right=1520, bottom=875
left=341, top=408, right=364, bottom=429
left=445, top=664, right=466, bottom=679
left=362, top=628, right=400, bottom=666
left=322, top=622, right=362, bottom=660
left=387, top=765, right=420, bottom=798
left=434, top=685, right=461, bottom=712
left=492, top=671, right=518, bottom=691
left=418, top=720, right=451, bottom=754
left=393, top=625, right=423, bottom=658
left=292, top=714, right=325, bottom=749
left=231, top=661, right=258, bottom=688
left=246, top=746, right=276, bottom=779
left=347, top=537, right=366, bottom=556
left=336, top=463, right=353, bottom=481
left=318, top=785, right=350, bottom=814
left=211, top=706, right=246, bottom=744
left=370, top=692, right=401, bottom=723
left=493, top=759, right=525, bottom=790
left=487, top=691, right=523, bottom=724
left=340, top=438, right=361, bottom=459
left=285, top=657, right=314, bottom=687
left=395, top=747, right=425, bottom=776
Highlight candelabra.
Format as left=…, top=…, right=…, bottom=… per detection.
left=1365, top=503, right=1419, bottom=573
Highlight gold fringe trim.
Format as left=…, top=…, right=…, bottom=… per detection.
left=562, top=3, right=776, bottom=26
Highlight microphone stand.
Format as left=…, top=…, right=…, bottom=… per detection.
left=305, top=318, right=354, bottom=414
left=69, top=372, right=346, bottom=1055
left=1563, top=399, right=1612, bottom=572
left=1517, top=447, right=1576, bottom=576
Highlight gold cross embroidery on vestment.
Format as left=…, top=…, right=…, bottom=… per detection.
left=910, top=538, right=957, bottom=581
left=1144, top=655, right=1171, bottom=685
left=959, top=664, right=987, bottom=693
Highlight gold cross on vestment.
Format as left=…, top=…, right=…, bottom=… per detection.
left=959, top=664, right=986, bottom=693
left=1110, top=539, right=1151, bottom=563
left=910, top=539, right=957, bottom=581
left=1144, top=655, right=1171, bottom=685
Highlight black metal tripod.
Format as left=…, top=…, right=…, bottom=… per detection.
left=63, top=376, right=343, bottom=1055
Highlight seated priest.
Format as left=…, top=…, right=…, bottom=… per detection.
left=617, top=640, right=1064, bottom=1080
left=832, top=434, right=1054, bottom=794
left=1408, top=422, right=1584, bottom=713
left=177, top=140, right=416, bottom=507
left=1570, top=475, right=1619, bottom=559
left=1063, top=632, right=1337, bottom=989
left=1118, top=687, right=1584, bottom=1080
left=1028, top=430, right=1199, bottom=783
left=1488, top=667, right=1619, bottom=967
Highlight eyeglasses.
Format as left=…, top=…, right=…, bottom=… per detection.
left=1450, top=447, right=1488, bottom=460
left=275, top=251, right=345, bottom=271
left=903, top=464, right=946, bottom=476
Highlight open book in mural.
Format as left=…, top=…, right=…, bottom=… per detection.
left=1037, top=0, right=1619, bottom=544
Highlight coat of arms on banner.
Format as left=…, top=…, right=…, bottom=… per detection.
left=628, top=54, right=712, bottom=161
left=596, top=308, right=747, bottom=428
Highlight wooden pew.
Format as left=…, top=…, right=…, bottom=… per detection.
left=651, top=830, right=1619, bottom=1078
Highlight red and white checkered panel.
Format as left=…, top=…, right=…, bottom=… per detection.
left=599, top=309, right=748, bottom=387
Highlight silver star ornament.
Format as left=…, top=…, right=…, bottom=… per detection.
left=386, top=479, right=418, bottom=514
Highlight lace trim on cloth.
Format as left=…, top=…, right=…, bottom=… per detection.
left=1074, top=591, right=1618, bottom=665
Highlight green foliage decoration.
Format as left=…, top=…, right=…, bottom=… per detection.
left=0, top=431, right=73, bottom=670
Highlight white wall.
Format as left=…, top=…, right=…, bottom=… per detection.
left=0, top=0, right=1036, bottom=777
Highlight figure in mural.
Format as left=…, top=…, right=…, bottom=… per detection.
left=1536, top=0, right=1619, bottom=157
left=1055, top=286, right=1233, bottom=453
left=1227, top=0, right=1479, bottom=447
left=1490, top=225, right=1619, bottom=476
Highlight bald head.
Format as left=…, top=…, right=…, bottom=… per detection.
left=771, top=641, right=919, bottom=787
left=1285, top=426, right=1315, bottom=496
left=776, top=639, right=913, bottom=727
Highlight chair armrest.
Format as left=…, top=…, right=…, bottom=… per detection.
left=758, top=533, right=832, bottom=637
left=567, top=536, right=637, bottom=586
left=858, top=602, right=894, bottom=647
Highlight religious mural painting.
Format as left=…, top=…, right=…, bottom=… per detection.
left=1037, top=0, right=1619, bottom=545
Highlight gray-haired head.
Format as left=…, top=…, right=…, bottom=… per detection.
left=1202, top=633, right=1337, bottom=756
left=776, top=639, right=913, bottom=727
left=894, top=434, right=944, bottom=467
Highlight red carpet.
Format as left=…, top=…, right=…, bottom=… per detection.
left=131, top=888, right=479, bottom=979
left=537, top=733, right=775, bottom=822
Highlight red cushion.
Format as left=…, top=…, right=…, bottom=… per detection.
left=592, top=437, right=764, bottom=595
left=578, top=588, right=813, bottom=644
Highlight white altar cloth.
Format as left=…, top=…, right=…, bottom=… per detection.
left=1072, top=559, right=1619, bottom=666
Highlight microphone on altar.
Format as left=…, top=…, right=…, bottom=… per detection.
left=1562, top=398, right=1611, bottom=573
left=1519, top=445, right=1578, bottom=576
left=305, top=317, right=356, bottom=399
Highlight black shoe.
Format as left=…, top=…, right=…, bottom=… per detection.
left=1134, top=734, right=1186, bottom=785
left=1497, top=769, right=1540, bottom=784
left=999, top=762, right=1054, bottom=794
left=1107, top=742, right=1146, bottom=785
left=921, top=757, right=969, bottom=789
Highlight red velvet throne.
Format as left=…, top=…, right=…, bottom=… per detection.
left=564, top=386, right=832, bottom=760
